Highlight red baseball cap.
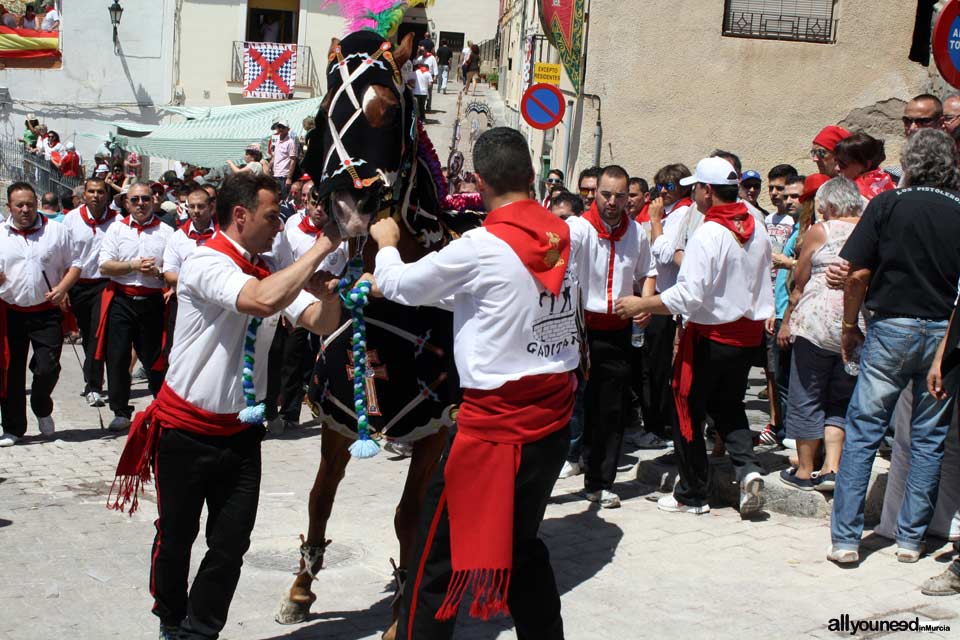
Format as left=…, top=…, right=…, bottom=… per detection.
left=800, top=173, right=831, bottom=203
left=812, top=125, right=851, bottom=152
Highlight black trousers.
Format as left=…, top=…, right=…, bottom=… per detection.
left=636, top=314, right=676, bottom=438
left=583, top=327, right=632, bottom=492
left=672, top=337, right=762, bottom=507
left=276, top=327, right=318, bottom=422
left=397, top=425, right=568, bottom=640
left=70, top=280, right=107, bottom=394
left=416, top=94, right=427, bottom=121
left=0, top=308, right=62, bottom=437
left=151, top=426, right=263, bottom=638
left=105, top=292, right=165, bottom=418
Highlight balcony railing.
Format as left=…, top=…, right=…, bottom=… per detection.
left=231, top=41, right=323, bottom=97
left=723, top=11, right=838, bottom=44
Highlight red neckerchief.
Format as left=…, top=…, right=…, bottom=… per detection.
left=78, top=205, right=117, bottom=234
left=582, top=201, right=630, bottom=242
left=417, top=65, right=430, bottom=73
left=434, top=372, right=575, bottom=624
left=482, top=199, right=570, bottom=296
left=8, top=214, right=47, bottom=237
left=855, top=169, right=896, bottom=200
left=635, top=196, right=692, bottom=223
left=704, top=201, right=755, bottom=245
left=297, top=215, right=321, bottom=236
left=123, top=214, right=161, bottom=235
left=180, top=219, right=217, bottom=245
left=204, top=232, right=271, bottom=280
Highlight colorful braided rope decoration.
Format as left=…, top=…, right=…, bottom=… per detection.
left=337, top=265, right=379, bottom=458
left=238, top=317, right=267, bottom=424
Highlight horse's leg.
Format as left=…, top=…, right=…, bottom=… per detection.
left=382, top=427, right=448, bottom=640
left=276, top=426, right=353, bottom=624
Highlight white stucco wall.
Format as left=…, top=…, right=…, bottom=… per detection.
left=0, top=0, right=176, bottom=161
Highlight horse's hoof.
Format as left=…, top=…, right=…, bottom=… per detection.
left=382, top=620, right=398, bottom=640
left=275, top=595, right=313, bottom=625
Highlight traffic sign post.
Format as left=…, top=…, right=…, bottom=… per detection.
left=934, top=0, right=960, bottom=90
left=521, top=83, right=566, bottom=131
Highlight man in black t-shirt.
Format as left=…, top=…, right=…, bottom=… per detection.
left=828, top=129, right=960, bottom=567
left=436, top=40, right=453, bottom=94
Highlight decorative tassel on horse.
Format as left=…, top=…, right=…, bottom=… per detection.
left=239, top=316, right=267, bottom=424
left=337, top=262, right=379, bottom=458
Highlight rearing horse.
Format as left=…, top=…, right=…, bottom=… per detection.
left=275, top=29, right=482, bottom=639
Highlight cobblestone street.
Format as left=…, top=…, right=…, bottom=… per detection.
left=1, top=84, right=959, bottom=640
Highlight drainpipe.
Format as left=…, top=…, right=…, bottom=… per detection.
left=580, top=93, right=602, bottom=166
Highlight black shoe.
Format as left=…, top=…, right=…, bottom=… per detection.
left=159, top=624, right=181, bottom=640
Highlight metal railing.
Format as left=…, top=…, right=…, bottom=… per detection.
left=0, top=135, right=84, bottom=197
left=723, top=10, right=838, bottom=43
left=231, top=41, right=324, bottom=97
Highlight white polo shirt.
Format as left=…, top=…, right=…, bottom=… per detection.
left=375, top=227, right=582, bottom=390
left=283, top=218, right=350, bottom=275
left=164, top=235, right=319, bottom=413
left=660, top=220, right=776, bottom=325
left=0, top=216, right=73, bottom=307
left=650, top=201, right=693, bottom=292
left=162, top=222, right=216, bottom=276
left=62, top=206, right=119, bottom=280
left=567, top=215, right=656, bottom=318
left=98, top=215, right=174, bottom=289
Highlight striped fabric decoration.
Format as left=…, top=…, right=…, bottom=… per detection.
left=0, top=26, right=60, bottom=60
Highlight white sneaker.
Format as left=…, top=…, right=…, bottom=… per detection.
left=782, top=438, right=797, bottom=450
left=895, top=546, right=922, bottom=563
left=629, top=430, right=670, bottom=449
left=584, top=489, right=621, bottom=508
left=739, top=471, right=765, bottom=517
left=38, top=415, right=55, bottom=437
left=657, top=494, right=710, bottom=514
left=383, top=439, right=413, bottom=457
left=0, top=432, right=18, bottom=447
left=107, top=416, right=131, bottom=432
left=558, top=461, right=582, bottom=479
left=85, top=391, right=106, bottom=407
left=826, top=545, right=859, bottom=564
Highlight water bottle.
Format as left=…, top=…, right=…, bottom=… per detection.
left=844, top=343, right=861, bottom=377
left=631, top=322, right=646, bottom=348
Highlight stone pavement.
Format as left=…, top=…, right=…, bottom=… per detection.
left=1, top=83, right=959, bottom=640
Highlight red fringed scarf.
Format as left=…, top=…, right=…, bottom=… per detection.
left=635, top=197, right=692, bottom=223
left=855, top=169, right=896, bottom=200
left=107, top=384, right=250, bottom=515
left=203, top=232, right=272, bottom=280
left=704, top=201, right=755, bottom=245
left=180, top=219, right=218, bottom=245
left=435, top=372, right=575, bottom=621
left=672, top=319, right=764, bottom=442
left=482, top=200, right=570, bottom=296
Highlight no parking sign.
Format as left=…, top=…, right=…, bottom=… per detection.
left=934, top=0, right=960, bottom=89
left=521, top=83, right=566, bottom=131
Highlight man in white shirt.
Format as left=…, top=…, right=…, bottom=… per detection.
left=40, top=1, right=59, bottom=30
left=62, top=178, right=117, bottom=407
left=0, top=183, right=80, bottom=446
left=415, top=44, right=439, bottom=112
left=370, top=127, right=575, bottom=639
left=270, top=120, right=298, bottom=199
left=107, top=172, right=341, bottom=640
left=162, top=187, right=218, bottom=289
left=412, top=63, right=433, bottom=122
left=615, top=157, right=774, bottom=518
left=566, top=165, right=656, bottom=508
left=97, top=182, right=175, bottom=431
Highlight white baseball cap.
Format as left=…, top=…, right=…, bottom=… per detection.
left=679, top=157, right=740, bottom=187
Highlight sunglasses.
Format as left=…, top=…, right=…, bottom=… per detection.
left=579, top=188, right=595, bottom=198
left=902, top=116, right=939, bottom=128
left=810, top=148, right=829, bottom=160
left=655, top=182, right=677, bottom=192
left=128, top=196, right=152, bottom=203
left=545, top=178, right=563, bottom=185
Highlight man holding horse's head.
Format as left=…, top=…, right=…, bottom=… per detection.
left=369, top=127, right=575, bottom=638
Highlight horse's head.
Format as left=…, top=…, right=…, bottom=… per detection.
left=302, top=30, right=415, bottom=238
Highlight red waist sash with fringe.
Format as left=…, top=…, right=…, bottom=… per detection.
left=435, top=372, right=575, bottom=621
left=107, top=383, right=250, bottom=515
left=94, top=282, right=164, bottom=361
left=672, top=318, right=764, bottom=442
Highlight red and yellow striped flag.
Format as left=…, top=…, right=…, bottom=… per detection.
left=0, top=26, right=60, bottom=60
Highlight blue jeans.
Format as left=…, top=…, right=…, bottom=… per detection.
left=567, top=380, right=586, bottom=463
left=831, top=317, right=956, bottom=551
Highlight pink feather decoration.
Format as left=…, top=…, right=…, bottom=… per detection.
left=324, top=0, right=408, bottom=35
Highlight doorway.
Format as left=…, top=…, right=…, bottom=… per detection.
left=247, top=0, right=299, bottom=44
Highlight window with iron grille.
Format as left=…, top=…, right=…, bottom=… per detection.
left=723, top=0, right=838, bottom=44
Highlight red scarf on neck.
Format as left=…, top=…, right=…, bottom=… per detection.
left=124, top=214, right=161, bottom=235
left=8, top=214, right=46, bottom=237
left=78, top=205, right=116, bottom=233
left=180, top=219, right=217, bottom=245
left=423, top=372, right=575, bottom=625
left=855, top=168, right=896, bottom=200
left=583, top=201, right=630, bottom=241
left=704, top=201, right=755, bottom=244
left=635, top=196, right=692, bottom=223
left=297, top=215, right=321, bottom=236
left=107, top=383, right=250, bottom=515
left=482, top=200, right=570, bottom=296
left=204, top=232, right=271, bottom=280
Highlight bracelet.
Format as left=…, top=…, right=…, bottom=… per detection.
left=842, top=320, right=858, bottom=329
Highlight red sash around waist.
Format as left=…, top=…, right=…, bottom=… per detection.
left=94, top=282, right=164, bottom=361
left=107, top=383, right=251, bottom=515
left=672, top=318, right=764, bottom=442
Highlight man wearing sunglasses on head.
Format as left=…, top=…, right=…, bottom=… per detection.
left=97, top=182, right=175, bottom=432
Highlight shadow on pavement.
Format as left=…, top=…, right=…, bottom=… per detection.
left=257, top=594, right=393, bottom=640
left=0, top=518, right=11, bottom=528
left=16, top=427, right=121, bottom=445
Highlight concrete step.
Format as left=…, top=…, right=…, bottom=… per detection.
left=631, top=446, right=890, bottom=522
